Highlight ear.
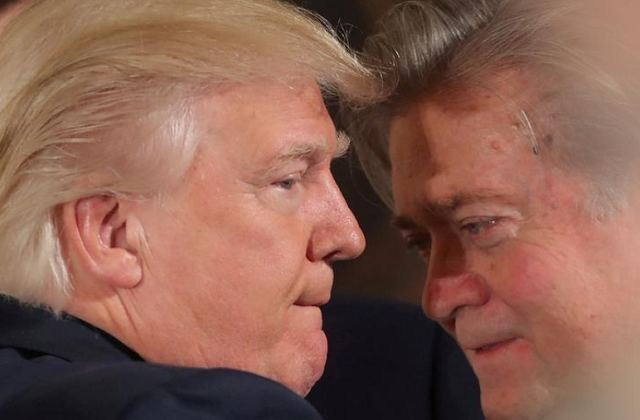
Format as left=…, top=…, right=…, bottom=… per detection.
left=60, top=195, right=143, bottom=290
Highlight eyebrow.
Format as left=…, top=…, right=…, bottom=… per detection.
left=391, top=191, right=511, bottom=229
left=262, top=131, right=350, bottom=176
left=334, top=131, right=351, bottom=158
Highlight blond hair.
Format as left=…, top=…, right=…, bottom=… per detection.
left=0, top=0, right=377, bottom=309
left=346, top=0, right=640, bottom=214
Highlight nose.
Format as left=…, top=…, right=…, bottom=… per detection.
left=422, top=243, right=490, bottom=324
left=306, top=176, right=365, bottom=263
left=423, top=272, right=491, bottom=322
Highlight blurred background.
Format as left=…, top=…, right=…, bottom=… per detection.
left=286, top=0, right=427, bottom=305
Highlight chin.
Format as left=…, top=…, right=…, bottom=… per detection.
left=481, top=382, right=556, bottom=420
left=483, top=400, right=538, bottom=420
left=279, top=328, right=328, bottom=396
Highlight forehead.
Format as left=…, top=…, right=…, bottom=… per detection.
left=389, top=71, right=548, bottom=211
left=191, top=78, right=333, bottom=164
left=204, top=78, right=328, bottom=125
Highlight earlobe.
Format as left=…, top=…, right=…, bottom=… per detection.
left=60, top=195, right=143, bottom=290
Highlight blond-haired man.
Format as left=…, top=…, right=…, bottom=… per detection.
left=0, top=0, right=373, bottom=417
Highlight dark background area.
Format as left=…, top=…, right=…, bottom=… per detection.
left=287, top=0, right=426, bottom=305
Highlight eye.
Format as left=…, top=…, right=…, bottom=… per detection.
left=273, top=174, right=302, bottom=191
left=275, top=178, right=296, bottom=190
left=403, top=233, right=433, bottom=258
left=460, top=219, right=498, bottom=236
left=458, top=217, right=511, bottom=249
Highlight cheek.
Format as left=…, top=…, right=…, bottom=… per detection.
left=215, top=220, right=311, bottom=317
left=484, top=245, right=560, bottom=313
left=150, top=205, right=309, bottom=317
left=487, top=244, right=603, bottom=364
left=484, top=242, right=588, bottom=339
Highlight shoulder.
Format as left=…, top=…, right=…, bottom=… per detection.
left=0, top=348, right=322, bottom=420
left=0, top=297, right=321, bottom=420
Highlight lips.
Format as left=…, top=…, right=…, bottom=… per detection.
left=459, top=334, right=516, bottom=352
left=294, top=274, right=333, bottom=307
left=295, top=295, right=330, bottom=307
left=294, top=287, right=331, bottom=307
left=474, top=339, right=516, bottom=354
left=478, top=343, right=499, bottom=352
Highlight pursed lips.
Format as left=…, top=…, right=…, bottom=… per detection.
left=294, top=274, right=333, bottom=307
left=294, top=293, right=331, bottom=307
left=291, top=290, right=329, bottom=332
left=294, top=286, right=332, bottom=308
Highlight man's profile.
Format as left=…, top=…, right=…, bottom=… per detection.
left=0, top=0, right=375, bottom=417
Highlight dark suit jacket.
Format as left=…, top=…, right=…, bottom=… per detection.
left=0, top=297, right=322, bottom=420
left=308, top=298, right=482, bottom=420
left=0, top=296, right=482, bottom=420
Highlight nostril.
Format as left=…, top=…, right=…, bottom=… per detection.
left=324, top=250, right=340, bottom=263
left=306, top=239, right=341, bottom=263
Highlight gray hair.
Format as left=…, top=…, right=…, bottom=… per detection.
left=346, top=0, right=640, bottom=214
left=0, top=0, right=378, bottom=310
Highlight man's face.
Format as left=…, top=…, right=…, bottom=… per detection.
left=127, top=79, right=365, bottom=396
left=389, top=73, right=640, bottom=419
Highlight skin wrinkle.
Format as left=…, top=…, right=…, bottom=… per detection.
left=261, top=138, right=330, bottom=180
left=256, top=130, right=350, bottom=182
left=393, top=191, right=518, bottom=223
